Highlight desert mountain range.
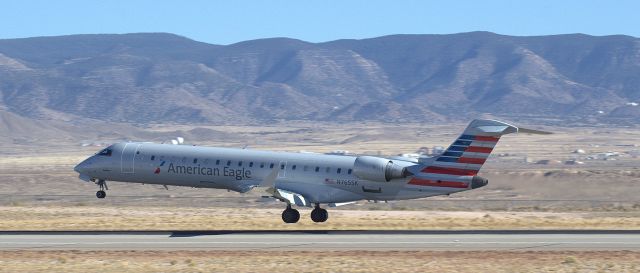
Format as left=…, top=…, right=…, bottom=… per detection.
left=0, top=31, right=638, bottom=140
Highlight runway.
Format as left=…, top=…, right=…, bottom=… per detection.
left=1, top=230, right=639, bottom=251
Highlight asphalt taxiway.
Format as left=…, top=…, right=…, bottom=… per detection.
left=1, top=230, right=639, bottom=251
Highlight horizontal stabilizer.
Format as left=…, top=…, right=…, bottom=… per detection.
left=518, top=127, right=552, bottom=135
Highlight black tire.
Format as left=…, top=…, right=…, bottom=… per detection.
left=282, top=208, right=300, bottom=223
left=311, top=208, right=328, bottom=223
left=96, top=190, right=106, bottom=199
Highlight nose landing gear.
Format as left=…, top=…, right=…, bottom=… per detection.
left=95, top=179, right=108, bottom=199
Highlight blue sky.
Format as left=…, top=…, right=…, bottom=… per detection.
left=1, top=0, right=638, bottom=44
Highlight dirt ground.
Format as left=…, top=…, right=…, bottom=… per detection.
left=0, top=250, right=637, bottom=273
left=0, top=206, right=638, bottom=231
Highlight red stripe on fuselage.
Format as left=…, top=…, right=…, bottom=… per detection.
left=408, top=178, right=469, bottom=188
left=457, top=157, right=486, bottom=164
left=465, top=146, right=493, bottom=153
left=421, top=166, right=478, bottom=176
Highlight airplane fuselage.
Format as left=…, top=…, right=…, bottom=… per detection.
left=75, top=142, right=464, bottom=204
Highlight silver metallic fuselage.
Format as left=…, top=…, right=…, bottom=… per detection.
left=74, top=142, right=467, bottom=204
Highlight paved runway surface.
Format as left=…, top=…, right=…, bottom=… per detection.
left=1, top=230, right=639, bottom=251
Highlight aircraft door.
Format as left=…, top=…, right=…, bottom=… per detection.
left=121, top=143, right=141, bottom=173
left=278, top=161, right=287, bottom=178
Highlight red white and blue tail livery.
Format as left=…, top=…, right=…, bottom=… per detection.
left=407, top=119, right=549, bottom=191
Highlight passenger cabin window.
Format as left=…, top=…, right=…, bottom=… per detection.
left=98, top=149, right=112, bottom=156
left=292, top=165, right=297, bottom=170
left=260, top=163, right=264, bottom=168
left=150, top=155, right=155, bottom=161
left=280, top=163, right=285, bottom=170
left=270, top=163, right=274, bottom=169
left=216, top=160, right=220, bottom=165
left=227, top=160, right=231, bottom=166
left=238, top=161, right=243, bottom=167
left=315, top=167, right=319, bottom=172
left=348, top=169, right=352, bottom=174
left=193, top=158, right=198, bottom=164
left=337, top=168, right=341, bottom=174
left=249, top=162, right=253, bottom=167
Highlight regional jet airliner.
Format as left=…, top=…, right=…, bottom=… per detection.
left=74, top=119, right=549, bottom=223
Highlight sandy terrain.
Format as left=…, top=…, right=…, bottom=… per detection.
left=0, top=250, right=637, bottom=273
left=0, top=206, right=638, bottom=231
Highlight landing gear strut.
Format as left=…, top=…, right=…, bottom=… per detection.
left=311, top=203, right=328, bottom=223
left=281, top=204, right=300, bottom=223
left=95, top=179, right=107, bottom=199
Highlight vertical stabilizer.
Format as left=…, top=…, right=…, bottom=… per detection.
left=406, top=119, right=525, bottom=189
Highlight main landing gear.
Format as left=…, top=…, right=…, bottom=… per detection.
left=281, top=204, right=300, bottom=223
left=281, top=203, right=329, bottom=223
left=95, top=179, right=108, bottom=199
left=311, top=204, right=328, bottom=223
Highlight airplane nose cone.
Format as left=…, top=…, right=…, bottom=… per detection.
left=74, top=161, right=89, bottom=174
left=73, top=163, right=83, bottom=174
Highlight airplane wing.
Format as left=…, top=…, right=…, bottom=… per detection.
left=256, top=167, right=356, bottom=207
left=253, top=168, right=310, bottom=206
left=259, top=168, right=279, bottom=187
left=269, top=188, right=355, bottom=207
left=272, top=188, right=312, bottom=207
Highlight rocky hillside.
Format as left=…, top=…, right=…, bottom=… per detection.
left=0, top=32, right=638, bottom=127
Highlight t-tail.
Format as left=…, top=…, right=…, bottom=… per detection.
left=407, top=119, right=550, bottom=190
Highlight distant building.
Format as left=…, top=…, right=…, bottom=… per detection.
left=564, top=159, right=585, bottom=165
left=325, top=150, right=352, bottom=156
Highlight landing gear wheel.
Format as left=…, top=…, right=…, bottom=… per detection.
left=281, top=206, right=300, bottom=223
left=311, top=206, right=328, bottom=223
left=95, top=179, right=108, bottom=199
left=96, top=190, right=106, bottom=199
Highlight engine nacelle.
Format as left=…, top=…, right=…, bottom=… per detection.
left=353, top=156, right=409, bottom=182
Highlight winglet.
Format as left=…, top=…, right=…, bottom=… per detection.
left=258, top=167, right=279, bottom=188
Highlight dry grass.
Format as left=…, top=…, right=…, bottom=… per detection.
left=0, top=206, right=639, bottom=231
left=0, top=250, right=638, bottom=273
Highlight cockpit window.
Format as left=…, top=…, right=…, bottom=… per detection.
left=98, top=148, right=112, bottom=156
